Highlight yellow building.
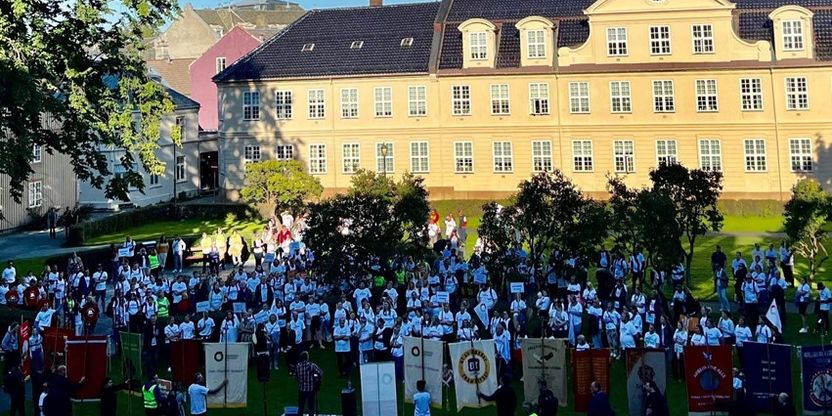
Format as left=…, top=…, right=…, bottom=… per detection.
left=214, top=0, right=832, bottom=200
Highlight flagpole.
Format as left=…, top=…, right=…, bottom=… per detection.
left=223, top=327, right=228, bottom=408
left=470, top=337, right=481, bottom=406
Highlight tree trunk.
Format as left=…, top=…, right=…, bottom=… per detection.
left=686, top=237, right=696, bottom=288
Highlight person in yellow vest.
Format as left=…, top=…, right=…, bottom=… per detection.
left=155, top=291, right=169, bottom=319
left=142, top=374, right=163, bottom=416
left=200, top=233, right=212, bottom=273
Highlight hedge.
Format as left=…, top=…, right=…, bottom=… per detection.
left=716, top=199, right=784, bottom=217
left=67, top=203, right=257, bottom=246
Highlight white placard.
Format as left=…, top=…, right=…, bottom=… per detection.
left=360, top=361, right=398, bottom=416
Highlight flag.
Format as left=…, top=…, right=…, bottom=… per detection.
left=765, top=299, right=782, bottom=333
left=449, top=339, right=498, bottom=411
left=800, top=345, right=832, bottom=415
left=521, top=338, right=567, bottom=406
left=572, top=349, right=611, bottom=412
left=403, top=336, right=443, bottom=407
left=360, top=362, right=398, bottom=416
left=684, top=345, right=733, bottom=414
left=19, top=320, right=31, bottom=376
left=741, top=342, right=792, bottom=413
left=65, top=336, right=109, bottom=400
left=626, top=348, right=667, bottom=416
left=170, top=340, right=201, bottom=385
left=205, top=343, right=248, bottom=407
left=120, top=332, right=143, bottom=382
left=43, top=327, right=73, bottom=368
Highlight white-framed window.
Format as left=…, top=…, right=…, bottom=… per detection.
left=410, top=141, right=429, bottom=173
left=656, top=139, right=678, bottom=166
left=175, top=116, right=185, bottom=141
left=149, top=174, right=160, bottom=187
left=695, top=79, right=718, bottom=112
left=782, top=20, right=804, bottom=51
left=454, top=141, right=473, bottom=173
left=408, top=85, right=427, bottom=117
left=527, top=29, right=546, bottom=58
left=469, top=32, right=488, bottom=60
left=743, top=139, right=767, bottom=172
left=341, top=88, right=359, bottom=119
left=175, top=155, right=186, bottom=182
left=785, top=77, right=808, bottom=110
left=342, top=143, right=360, bottom=174
left=692, top=24, right=714, bottom=54
left=652, top=80, right=675, bottom=112
left=308, top=89, right=326, bottom=119
left=531, top=140, right=553, bottom=172
left=244, top=145, right=261, bottom=163
left=606, top=27, right=628, bottom=56
left=309, top=144, right=327, bottom=174
left=699, top=139, right=722, bottom=172
left=609, top=81, right=632, bottom=113
left=215, top=57, right=226, bottom=74
left=242, top=91, right=260, bottom=120
left=740, top=78, right=763, bottom=111
left=27, top=181, right=42, bottom=208
left=374, top=87, right=393, bottom=118
left=275, top=90, right=293, bottom=119
left=569, top=82, right=590, bottom=113
left=529, top=83, right=550, bottom=115
left=492, top=141, right=513, bottom=173
left=649, top=25, right=671, bottom=55
left=613, top=140, right=635, bottom=173
left=275, top=145, right=295, bottom=160
left=490, top=84, right=510, bottom=115
left=376, top=142, right=394, bottom=173
left=32, top=145, right=42, bottom=163
left=572, top=140, right=593, bottom=172
left=452, top=85, right=471, bottom=116
left=789, top=138, right=813, bottom=171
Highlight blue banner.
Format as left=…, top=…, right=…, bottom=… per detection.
left=801, top=345, right=832, bottom=415
left=741, top=342, right=792, bottom=413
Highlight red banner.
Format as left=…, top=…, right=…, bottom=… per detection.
left=19, top=321, right=31, bottom=376
left=170, top=340, right=202, bottom=385
left=684, top=345, right=733, bottom=413
left=65, top=336, right=109, bottom=400
left=42, top=327, right=74, bottom=368
left=572, top=348, right=611, bottom=412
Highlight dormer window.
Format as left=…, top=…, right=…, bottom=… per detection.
left=782, top=20, right=804, bottom=50
left=400, top=37, right=414, bottom=47
left=459, top=19, right=497, bottom=68
left=515, top=16, right=554, bottom=67
left=302, top=43, right=315, bottom=52
left=469, top=32, right=488, bottom=60
left=350, top=41, right=364, bottom=49
left=527, top=30, right=546, bottom=58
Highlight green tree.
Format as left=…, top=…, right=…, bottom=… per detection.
left=0, top=0, right=180, bottom=205
left=240, top=160, right=323, bottom=217
left=347, top=169, right=395, bottom=199
left=784, top=178, right=830, bottom=281
left=649, top=164, right=723, bottom=284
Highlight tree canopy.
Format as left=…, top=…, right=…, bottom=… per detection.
left=240, top=159, right=323, bottom=217
left=0, top=0, right=179, bottom=205
left=784, top=178, right=830, bottom=281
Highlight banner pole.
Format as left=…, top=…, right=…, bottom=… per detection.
left=224, top=327, right=228, bottom=408
left=420, top=336, right=425, bottom=382
left=469, top=338, right=481, bottom=405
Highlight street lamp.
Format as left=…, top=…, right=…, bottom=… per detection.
left=380, top=143, right=389, bottom=177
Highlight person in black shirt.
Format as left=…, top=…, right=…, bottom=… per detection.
left=100, top=377, right=129, bottom=416
left=537, top=380, right=559, bottom=416
left=588, top=381, right=615, bottom=416
left=478, top=375, right=517, bottom=416
left=644, top=381, right=668, bottom=416
left=4, top=363, right=25, bottom=416
left=711, top=246, right=727, bottom=278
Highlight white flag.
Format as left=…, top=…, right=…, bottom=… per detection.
left=360, top=362, right=398, bottom=416
left=204, top=343, right=248, bottom=408
left=404, top=337, right=443, bottom=407
left=765, top=299, right=782, bottom=333
left=449, top=339, right=498, bottom=411
left=521, top=338, right=568, bottom=406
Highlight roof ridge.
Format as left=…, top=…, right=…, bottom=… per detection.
left=308, top=1, right=440, bottom=12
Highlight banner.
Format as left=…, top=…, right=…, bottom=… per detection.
left=626, top=348, right=667, bottom=416
left=741, top=342, right=792, bottom=413
left=65, top=336, right=109, bottom=400
left=19, top=320, right=31, bottom=376
left=801, top=345, right=832, bottom=415
left=572, top=349, right=611, bottom=412
left=170, top=340, right=201, bottom=385
left=404, top=336, right=443, bottom=407
left=449, top=339, right=498, bottom=411
left=120, top=332, right=143, bottom=382
left=43, top=327, right=73, bottom=368
left=684, top=345, right=733, bottom=414
left=521, top=338, right=567, bottom=406
left=360, top=361, right=398, bottom=416
left=205, top=342, right=248, bottom=408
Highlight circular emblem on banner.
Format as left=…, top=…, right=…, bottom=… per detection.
left=810, top=370, right=832, bottom=406
left=411, top=346, right=421, bottom=357
left=82, top=305, right=98, bottom=325
left=457, top=348, right=490, bottom=385
left=382, top=373, right=394, bottom=386
left=698, top=368, right=721, bottom=391
left=214, top=352, right=224, bottom=362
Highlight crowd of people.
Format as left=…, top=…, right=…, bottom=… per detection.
left=0, top=207, right=826, bottom=416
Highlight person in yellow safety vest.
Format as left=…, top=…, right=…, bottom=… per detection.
left=155, top=291, right=170, bottom=319
left=142, top=374, right=163, bottom=416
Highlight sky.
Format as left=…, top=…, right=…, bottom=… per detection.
left=183, top=0, right=435, bottom=10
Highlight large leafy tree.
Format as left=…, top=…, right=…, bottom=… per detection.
left=240, top=159, right=323, bottom=217
left=649, top=164, right=723, bottom=283
left=784, top=178, right=830, bottom=281
left=0, top=0, right=179, bottom=207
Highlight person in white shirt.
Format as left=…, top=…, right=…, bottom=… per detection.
left=477, top=284, right=497, bottom=310
left=35, top=304, right=55, bottom=331
left=265, top=314, right=281, bottom=370
left=333, top=317, right=352, bottom=377
left=672, top=321, right=688, bottom=381
left=602, top=304, right=621, bottom=359
left=510, top=293, right=526, bottom=324
left=734, top=317, right=752, bottom=349
left=755, top=316, right=773, bottom=343
left=690, top=326, right=706, bottom=346
left=567, top=296, right=583, bottom=346
left=643, top=324, right=661, bottom=349
left=718, top=310, right=735, bottom=344
left=92, top=265, right=108, bottom=309
left=179, top=315, right=196, bottom=340
left=2, top=261, right=16, bottom=284
left=619, top=313, right=637, bottom=350
left=575, top=334, right=591, bottom=351
left=353, top=282, right=371, bottom=311
left=705, top=320, right=722, bottom=346
left=796, top=277, right=812, bottom=333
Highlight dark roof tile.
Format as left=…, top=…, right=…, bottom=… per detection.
left=446, top=0, right=593, bottom=22
left=497, top=24, right=521, bottom=68
left=439, top=24, right=463, bottom=69
left=557, top=18, right=589, bottom=48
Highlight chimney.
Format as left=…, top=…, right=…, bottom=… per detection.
left=370, top=0, right=382, bottom=7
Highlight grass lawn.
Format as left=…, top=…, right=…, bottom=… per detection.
left=83, top=218, right=263, bottom=246
left=721, top=215, right=784, bottom=233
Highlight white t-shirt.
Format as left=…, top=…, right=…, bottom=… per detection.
left=334, top=324, right=351, bottom=352
left=188, top=384, right=210, bottom=414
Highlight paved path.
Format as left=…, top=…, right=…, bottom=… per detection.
left=0, top=229, right=108, bottom=261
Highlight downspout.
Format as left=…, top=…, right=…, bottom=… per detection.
left=768, top=68, right=784, bottom=201
left=554, top=21, right=565, bottom=172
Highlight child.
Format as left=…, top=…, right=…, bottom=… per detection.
left=414, top=379, right=431, bottom=416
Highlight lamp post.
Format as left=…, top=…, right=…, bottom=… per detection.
left=380, top=143, right=389, bottom=177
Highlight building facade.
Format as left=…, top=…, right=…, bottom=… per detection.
left=215, top=0, right=832, bottom=201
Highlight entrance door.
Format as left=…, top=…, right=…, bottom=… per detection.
left=199, top=151, right=218, bottom=192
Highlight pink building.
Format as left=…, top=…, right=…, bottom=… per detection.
left=190, top=25, right=278, bottom=130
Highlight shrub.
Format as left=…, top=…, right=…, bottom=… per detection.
left=717, top=199, right=784, bottom=217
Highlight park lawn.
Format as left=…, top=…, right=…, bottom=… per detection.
left=721, top=214, right=784, bottom=233
left=82, top=218, right=263, bottom=246
left=9, top=256, right=51, bottom=274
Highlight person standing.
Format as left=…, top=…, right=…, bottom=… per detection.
left=4, top=362, right=25, bottom=416
left=142, top=375, right=163, bottom=416
left=100, top=377, right=129, bottom=416
left=187, top=373, right=226, bottom=416
left=333, top=317, right=352, bottom=377
left=295, top=351, right=323, bottom=416
left=47, top=207, right=59, bottom=239
left=1, top=322, right=20, bottom=372
left=477, top=375, right=517, bottom=416
left=644, top=380, right=669, bottom=416
left=818, top=282, right=831, bottom=335
left=172, top=236, right=186, bottom=273
left=156, top=237, right=170, bottom=271
left=413, top=380, right=431, bottom=416
left=587, top=381, right=614, bottom=416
